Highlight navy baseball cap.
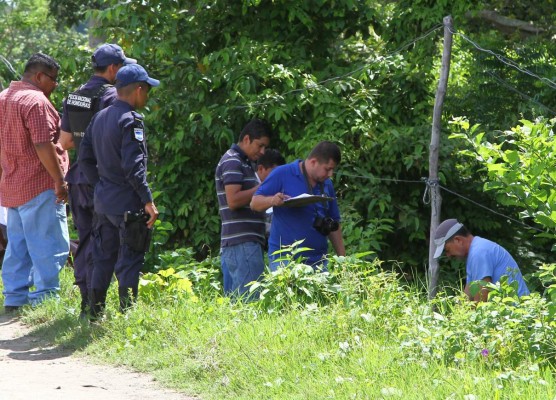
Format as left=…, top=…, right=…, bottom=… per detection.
left=115, top=64, right=160, bottom=88
left=433, top=219, right=464, bottom=258
left=92, top=44, right=137, bottom=67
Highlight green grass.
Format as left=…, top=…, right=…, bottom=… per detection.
left=3, top=265, right=556, bottom=400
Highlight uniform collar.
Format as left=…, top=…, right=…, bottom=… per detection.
left=112, top=99, right=135, bottom=111
left=88, top=75, right=112, bottom=85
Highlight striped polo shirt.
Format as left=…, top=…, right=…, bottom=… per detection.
left=215, top=144, right=265, bottom=247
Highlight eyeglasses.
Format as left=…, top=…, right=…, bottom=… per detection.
left=42, top=71, right=59, bottom=84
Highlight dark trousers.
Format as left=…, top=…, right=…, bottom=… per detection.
left=91, top=213, right=145, bottom=293
left=68, top=183, right=94, bottom=292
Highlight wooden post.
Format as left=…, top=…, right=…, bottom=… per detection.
left=428, top=16, right=453, bottom=300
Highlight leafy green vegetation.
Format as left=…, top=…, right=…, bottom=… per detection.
left=80, top=0, right=556, bottom=278
left=4, top=252, right=556, bottom=399
left=448, top=117, right=556, bottom=285
left=4, top=1, right=556, bottom=396
left=0, top=0, right=90, bottom=100
left=3, top=0, right=556, bottom=280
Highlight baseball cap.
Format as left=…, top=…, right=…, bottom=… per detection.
left=433, top=219, right=464, bottom=259
left=92, top=44, right=137, bottom=67
left=115, top=64, right=160, bottom=88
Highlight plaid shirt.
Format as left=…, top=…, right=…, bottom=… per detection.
left=0, top=81, right=68, bottom=207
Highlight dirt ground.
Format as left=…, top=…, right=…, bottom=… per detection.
left=0, top=313, right=199, bottom=400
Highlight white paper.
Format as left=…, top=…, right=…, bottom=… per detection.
left=282, top=193, right=334, bottom=207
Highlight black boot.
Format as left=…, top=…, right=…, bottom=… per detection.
left=118, top=286, right=137, bottom=313
left=89, top=289, right=107, bottom=322
left=78, top=288, right=89, bottom=320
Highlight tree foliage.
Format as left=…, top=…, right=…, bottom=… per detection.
left=92, top=0, right=395, bottom=256
left=451, top=117, right=556, bottom=253
left=0, top=0, right=90, bottom=104
left=4, top=0, right=556, bottom=280
left=83, top=0, right=556, bottom=274
left=48, top=0, right=101, bottom=30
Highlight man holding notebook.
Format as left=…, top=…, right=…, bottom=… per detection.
left=251, top=141, right=345, bottom=270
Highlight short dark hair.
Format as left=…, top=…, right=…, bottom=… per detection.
left=307, top=141, right=341, bottom=165
left=116, top=81, right=144, bottom=96
left=453, top=225, right=471, bottom=237
left=238, top=119, right=273, bottom=143
left=94, top=62, right=123, bottom=74
left=24, top=53, right=60, bottom=74
left=94, top=65, right=109, bottom=73
left=446, top=225, right=471, bottom=244
left=257, top=148, right=286, bottom=169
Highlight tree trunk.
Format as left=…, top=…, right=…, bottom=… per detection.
left=428, top=16, right=453, bottom=300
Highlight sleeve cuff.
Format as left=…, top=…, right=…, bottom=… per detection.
left=140, top=189, right=153, bottom=205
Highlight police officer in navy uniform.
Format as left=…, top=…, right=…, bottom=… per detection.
left=79, top=63, right=160, bottom=319
left=60, top=44, right=136, bottom=319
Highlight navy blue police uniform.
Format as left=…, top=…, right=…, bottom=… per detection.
left=60, top=76, right=116, bottom=307
left=79, top=99, right=152, bottom=314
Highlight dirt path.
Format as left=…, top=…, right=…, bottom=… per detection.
left=0, top=314, right=199, bottom=400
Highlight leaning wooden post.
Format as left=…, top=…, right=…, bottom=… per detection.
left=428, top=16, right=453, bottom=300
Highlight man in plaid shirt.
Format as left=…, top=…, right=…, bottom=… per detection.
left=0, top=53, right=70, bottom=312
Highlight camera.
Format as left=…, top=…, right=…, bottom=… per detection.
left=313, top=216, right=339, bottom=236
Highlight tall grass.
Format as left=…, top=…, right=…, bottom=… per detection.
left=3, top=254, right=556, bottom=399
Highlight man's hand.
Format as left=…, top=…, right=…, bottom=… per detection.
left=59, top=129, right=75, bottom=150
left=251, top=192, right=290, bottom=211
left=144, top=201, right=159, bottom=229
left=54, top=180, right=68, bottom=203
left=270, top=192, right=289, bottom=207
left=34, top=142, right=67, bottom=203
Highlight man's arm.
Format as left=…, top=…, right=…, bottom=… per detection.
left=59, top=129, right=75, bottom=150
left=120, top=118, right=159, bottom=228
left=465, top=276, right=492, bottom=302
left=78, top=123, right=99, bottom=186
left=225, top=184, right=259, bottom=210
left=250, top=193, right=288, bottom=212
left=328, top=225, right=346, bottom=256
left=34, top=142, right=68, bottom=203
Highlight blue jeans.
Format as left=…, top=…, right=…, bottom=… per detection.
left=2, top=190, right=69, bottom=306
left=221, top=242, right=264, bottom=296
left=220, top=251, right=233, bottom=295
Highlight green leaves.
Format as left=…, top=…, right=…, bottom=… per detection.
left=0, top=0, right=89, bottom=97
left=87, top=0, right=394, bottom=254
left=451, top=117, right=556, bottom=238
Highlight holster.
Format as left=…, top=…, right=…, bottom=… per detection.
left=124, top=212, right=152, bottom=253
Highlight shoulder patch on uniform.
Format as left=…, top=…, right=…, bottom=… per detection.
left=133, top=127, right=144, bottom=141
left=131, top=111, right=144, bottom=120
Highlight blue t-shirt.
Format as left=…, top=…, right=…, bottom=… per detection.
left=467, top=236, right=530, bottom=297
left=255, top=160, right=340, bottom=265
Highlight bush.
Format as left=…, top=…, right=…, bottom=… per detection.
left=142, top=247, right=223, bottom=298
left=399, top=277, right=556, bottom=368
